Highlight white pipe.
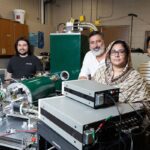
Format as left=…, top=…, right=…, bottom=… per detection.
left=41, top=0, right=51, bottom=24
left=41, top=0, right=44, bottom=24
left=79, top=22, right=98, bottom=31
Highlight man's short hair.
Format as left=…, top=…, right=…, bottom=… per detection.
left=89, top=31, right=104, bottom=39
left=15, top=37, right=32, bottom=56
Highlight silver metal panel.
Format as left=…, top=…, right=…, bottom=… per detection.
left=39, top=96, right=83, bottom=150
left=39, top=96, right=142, bottom=129
left=39, top=114, right=82, bottom=150
left=50, top=33, right=81, bottom=35
left=62, top=80, right=118, bottom=97
left=39, top=96, right=83, bottom=133
left=39, top=96, right=142, bottom=150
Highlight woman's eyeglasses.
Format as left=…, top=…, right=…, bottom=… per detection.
left=110, top=49, right=125, bottom=56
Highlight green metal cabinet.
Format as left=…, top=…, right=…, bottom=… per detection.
left=50, top=33, right=88, bottom=90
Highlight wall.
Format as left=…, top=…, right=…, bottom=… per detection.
left=50, top=0, right=150, bottom=50
left=0, top=0, right=150, bottom=68
left=0, top=0, right=52, bottom=54
left=0, top=0, right=52, bottom=68
left=1, top=0, right=150, bottom=51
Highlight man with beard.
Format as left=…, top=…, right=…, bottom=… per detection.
left=79, top=31, right=106, bottom=79
left=5, top=37, right=42, bottom=83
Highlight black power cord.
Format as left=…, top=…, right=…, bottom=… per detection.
left=120, top=92, right=144, bottom=122
left=105, top=93, right=123, bottom=150
left=119, top=92, right=146, bottom=150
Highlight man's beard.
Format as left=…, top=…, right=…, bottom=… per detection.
left=18, top=50, right=28, bottom=56
left=91, top=47, right=105, bottom=56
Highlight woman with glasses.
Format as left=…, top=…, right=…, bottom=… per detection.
left=93, top=40, right=149, bottom=103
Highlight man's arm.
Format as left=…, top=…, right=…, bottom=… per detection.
left=5, top=71, right=12, bottom=84
left=78, top=76, right=88, bottom=80
left=78, top=53, right=90, bottom=79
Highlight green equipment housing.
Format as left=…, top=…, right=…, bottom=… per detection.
left=7, top=76, right=56, bottom=106
left=50, top=33, right=89, bottom=90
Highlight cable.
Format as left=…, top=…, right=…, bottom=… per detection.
left=106, top=93, right=122, bottom=127
left=96, top=0, right=98, bottom=19
left=94, top=116, right=113, bottom=148
left=128, top=132, right=133, bottom=150
left=95, top=116, right=112, bottom=133
left=119, top=92, right=147, bottom=150
left=0, top=129, right=37, bottom=137
left=25, top=143, right=37, bottom=149
left=101, top=15, right=128, bottom=23
left=70, top=0, right=73, bottom=18
left=137, top=17, right=150, bottom=26
left=120, top=92, right=144, bottom=121
left=16, top=129, right=37, bottom=133
left=90, top=0, right=93, bottom=22
left=106, top=93, right=122, bottom=150
left=47, top=146, right=56, bottom=150
left=99, top=0, right=114, bottom=18
left=122, top=130, right=133, bottom=150
left=141, top=101, right=150, bottom=120
left=128, top=102, right=144, bottom=121
left=120, top=136, right=126, bottom=150
left=81, top=0, right=84, bottom=15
